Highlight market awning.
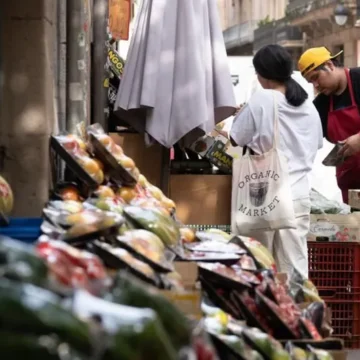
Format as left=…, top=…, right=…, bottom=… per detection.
left=114, top=0, right=236, bottom=148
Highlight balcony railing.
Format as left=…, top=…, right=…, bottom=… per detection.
left=286, top=0, right=337, bottom=19
left=223, top=21, right=258, bottom=50
left=254, top=19, right=303, bottom=52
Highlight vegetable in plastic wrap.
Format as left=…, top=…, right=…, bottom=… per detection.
left=0, top=331, right=88, bottom=360
left=289, top=268, right=322, bottom=304
left=0, top=237, right=48, bottom=286
left=108, top=271, right=192, bottom=351
left=0, top=279, right=93, bottom=354
left=310, top=188, right=350, bottom=215
left=72, top=289, right=177, bottom=360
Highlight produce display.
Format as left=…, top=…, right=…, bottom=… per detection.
left=0, top=124, right=341, bottom=359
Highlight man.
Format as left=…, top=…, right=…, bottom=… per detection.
left=298, top=47, right=360, bottom=203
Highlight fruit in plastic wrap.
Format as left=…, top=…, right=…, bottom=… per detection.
left=121, top=229, right=165, bottom=253
left=308, top=347, right=333, bottom=360
left=0, top=175, right=13, bottom=216
left=243, top=327, right=290, bottom=360
left=110, top=271, right=191, bottom=351
left=117, top=187, right=138, bottom=203
left=123, top=206, right=180, bottom=246
left=58, top=185, right=81, bottom=201
left=205, top=229, right=232, bottom=242
left=288, top=346, right=308, bottom=360
left=94, top=185, right=116, bottom=199
left=241, top=237, right=276, bottom=270
left=180, top=227, right=196, bottom=243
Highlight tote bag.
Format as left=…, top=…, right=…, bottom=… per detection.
left=231, top=93, right=296, bottom=235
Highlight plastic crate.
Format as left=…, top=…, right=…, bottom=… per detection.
left=308, top=241, right=360, bottom=348
left=0, top=217, right=42, bottom=243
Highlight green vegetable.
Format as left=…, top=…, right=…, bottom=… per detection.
left=0, top=237, right=48, bottom=286
left=0, top=331, right=87, bottom=360
left=72, top=289, right=177, bottom=360
left=123, top=206, right=180, bottom=246
left=109, top=271, right=191, bottom=351
left=0, top=279, right=92, bottom=354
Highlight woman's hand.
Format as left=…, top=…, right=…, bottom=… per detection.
left=233, top=103, right=246, bottom=116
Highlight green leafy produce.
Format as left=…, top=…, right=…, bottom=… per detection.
left=0, top=237, right=48, bottom=286
left=0, top=331, right=87, bottom=360
left=123, top=206, right=180, bottom=246
left=0, top=279, right=92, bottom=354
left=109, top=271, right=191, bottom=351
left=72, top=289, right=177, bottom=360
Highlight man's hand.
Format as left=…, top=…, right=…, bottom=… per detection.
left=338, top=133, right=360, bottom=157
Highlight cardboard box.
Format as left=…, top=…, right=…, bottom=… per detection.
left=307, top=213, right=360, bottom=242
left=110, top=133, right=163, bottom=187
left=170, top=175, right=231, bottom=225
left=161, top=262, right=201, bottom=319
left=349, top=190, right=360, bottom=209
left=161, top=290, right=202, bottom=319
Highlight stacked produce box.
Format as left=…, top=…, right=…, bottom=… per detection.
left=0, top=124, right=346, bottom=359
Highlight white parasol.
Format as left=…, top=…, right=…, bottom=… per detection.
left=114, top=0, right=236, bottom=148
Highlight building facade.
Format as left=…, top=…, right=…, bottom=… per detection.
left=218, top=0, right=301, bottom=55
left=286, top=0, right=360, bottom=67
left=219, top=0, right=360, bottom=67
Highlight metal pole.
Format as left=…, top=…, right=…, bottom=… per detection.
left=66, top=0, right=91, bottom=133
left=92, top=0, right=109, bottom=131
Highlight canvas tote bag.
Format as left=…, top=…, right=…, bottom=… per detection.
left=231, top=93, right=296, bottom=235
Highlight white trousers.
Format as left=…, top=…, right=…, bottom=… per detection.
left=249, top=198, right=311, bottom=279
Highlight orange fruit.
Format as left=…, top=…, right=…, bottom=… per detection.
left=138, top=174, right=148, bottom=187
left=117, top=187, right=137, bottom=203
left=98, top=134, right=114, bottom=148
left=81, top=157, right=100, bottom=174
left=148, top=185, right=163, bottom=201
left=118, top=155, right=135, bottom=169
left=180, top=227, right=196, bottom=243
left=95, top=185, right=115, bottom=198
left=92, top=169, right=104, bottom=184
left=94, top=158, right=105, bottom=171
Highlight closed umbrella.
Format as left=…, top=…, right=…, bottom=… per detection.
left=114, top=0, right=236, bottom=148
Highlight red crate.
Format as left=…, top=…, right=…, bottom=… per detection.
left=308, top=241, right=360, bottom=348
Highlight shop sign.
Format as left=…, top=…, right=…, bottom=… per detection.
left=107, top=47, right=125, bottom=79
left=206, top=141, right=233, bottom=173
left=109, top=0, right=131, bottom=40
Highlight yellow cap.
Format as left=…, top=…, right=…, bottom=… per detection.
left=298, top=47, right=343, bottom=77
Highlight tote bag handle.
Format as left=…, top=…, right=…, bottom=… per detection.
left=244, top=91, right=280, bottom=155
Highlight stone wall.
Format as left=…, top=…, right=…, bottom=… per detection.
left=0, top=0, right=57, bottom=216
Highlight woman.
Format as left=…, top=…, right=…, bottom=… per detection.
left=230, top=45, right=323, bottom=278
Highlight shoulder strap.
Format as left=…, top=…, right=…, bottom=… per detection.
left=272, top=92, right=280, bottom=149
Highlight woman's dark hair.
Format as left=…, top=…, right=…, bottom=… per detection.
left=253, top=44, right=308, bottom=107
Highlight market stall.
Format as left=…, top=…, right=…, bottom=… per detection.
left=0, top=124, right=348, bottom=360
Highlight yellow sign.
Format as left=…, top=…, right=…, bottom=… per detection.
left=109, top=0, right=131, bottom=41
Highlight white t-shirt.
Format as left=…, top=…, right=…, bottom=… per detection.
left=230, top=89, right=323, bottom=200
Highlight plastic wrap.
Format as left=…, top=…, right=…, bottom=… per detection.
left=109, top=271, right=192, bottom=351
left=310, top=188, right=350, bottom=215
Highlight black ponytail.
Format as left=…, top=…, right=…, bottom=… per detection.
left=284, top=77, right=308, bottom=107
left=253, top=44, right=308, bottom=107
